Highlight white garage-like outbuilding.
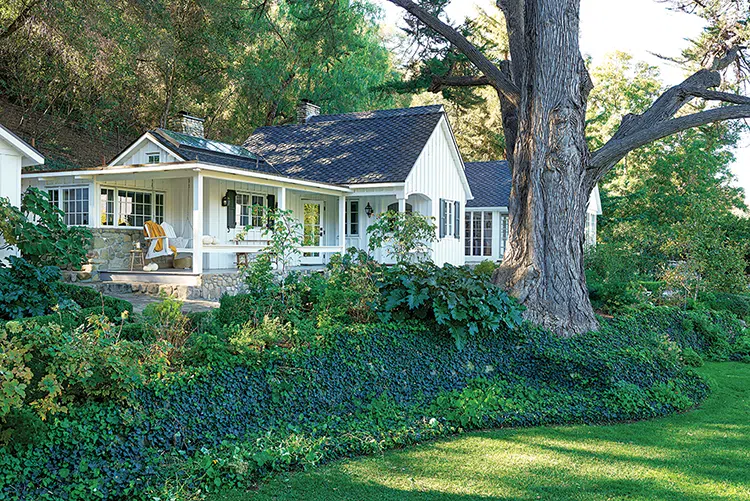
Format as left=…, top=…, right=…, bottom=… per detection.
left=0, top=122, right=45, bottom=262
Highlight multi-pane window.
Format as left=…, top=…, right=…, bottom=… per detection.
left=48, top=187, right=89, bottom=226
left=146, top=152, right=161, bottom=164
left=100, top=188, right=115, bottom=226
left=499, top=214, right=509, bottom=257
left=444, top=201, right=454, bottom=238
left=118, top=190, right=153, bottom=227
left=237, top=193, right=265, bottom=227
left=155, top=193, right=165, bottom=224
left=584, top=213, right=597, bottom=247
left=99, top=188, right=164, bottom=227
left=346, top=200, right=359, bottom=236
left=465, top=211, right=493, bottom=257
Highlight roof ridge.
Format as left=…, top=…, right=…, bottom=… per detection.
left=309, top=104, right=445, bottom=124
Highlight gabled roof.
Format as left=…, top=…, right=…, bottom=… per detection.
left=464, top=161, right=512, bottom=209
left=0, top=122, right=44, bottom=167
left=243, top=105, right=446, bottom=185
left=147, top=129, right=280, bottom=176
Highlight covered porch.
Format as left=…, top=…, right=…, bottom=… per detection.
left=87, top=164, right=350, bottom=274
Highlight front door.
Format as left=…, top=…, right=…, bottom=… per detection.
left=302, top=201, right=324, bottom=265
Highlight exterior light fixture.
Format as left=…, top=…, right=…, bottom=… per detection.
left=365, top=202, right=374, bottom=218
left=221, top=193, right=229, bottom=207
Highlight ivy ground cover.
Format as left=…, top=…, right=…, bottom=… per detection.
left=216, top=361, right=750, bottom=501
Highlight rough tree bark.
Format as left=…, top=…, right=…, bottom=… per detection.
left=387, top=0, right=750, bottom=336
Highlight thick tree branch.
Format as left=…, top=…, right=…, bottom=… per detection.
left=387, top=0, right=520, bottom=105
left=495, top=0, right=525, bottom=84
left=590, top=105, right=750, bottom=171
left=427, top=74, right=491, bottom=92
left=0, top=0, right=40, bottom=40
left=589, top=50, right=749, bottom=183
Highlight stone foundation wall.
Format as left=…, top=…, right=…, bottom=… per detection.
left=200, top=272, right=245, bottom=300
left=87, top=228, right=146, bottom=272
left=86, top=228, right=174, bottom=272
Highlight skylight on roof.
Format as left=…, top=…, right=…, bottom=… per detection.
left=160, top=129, right=258, bottom=159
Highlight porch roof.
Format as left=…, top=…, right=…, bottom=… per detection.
left=21, top=161, right=353, bottom=194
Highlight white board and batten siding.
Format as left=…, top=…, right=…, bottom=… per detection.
left=117, top=138, right=180, bottom=166
left=0, top=136, right=23, bottom=208
left=405, top=116, right=468, bottom=266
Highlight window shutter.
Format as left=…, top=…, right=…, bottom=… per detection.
left=439, top=199, right=446, bottom=238
left=454, top=201, right=460, bottom=239
left=226, top=190, right=237, bottom=229
left=266, top=194, right=276, bottom=230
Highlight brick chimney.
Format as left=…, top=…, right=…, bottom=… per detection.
left=297, top=99, right=320, bottom=124
left=173, top=111, right=205, bottom=138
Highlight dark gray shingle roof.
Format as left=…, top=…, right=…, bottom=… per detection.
left=464, top=161, right=512, bottom=208
left=243, top=105, right=445, bottom=185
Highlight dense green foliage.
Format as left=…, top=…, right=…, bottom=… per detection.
left=0, top=0, right=401, bottom=145
left=1, top=300, right=729, bottom=500
left=585, top=53, right=749, bottom=300
left=226, top=362, right=750, bottom=501
left=0, top=188, right=92, bottom=270
left=377, top=262, right=522, bottom=349
left=0, top=256, right=65, bottom=319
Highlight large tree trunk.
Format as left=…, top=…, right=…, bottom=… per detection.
left=492, top=0, right=598, bottom=336
left=389, top=0, right=750, bottom=336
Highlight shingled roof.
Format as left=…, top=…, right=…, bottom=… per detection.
left=149, top=129, right=281, bottom=176
left=464, top=161, right=512, bottom=209
left=243, top=105, right=446, bottom=185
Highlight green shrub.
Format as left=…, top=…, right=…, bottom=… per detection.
left=57, top=283, right=133, bottom=314
left=377, top=262, right=523, bottom=349
left=142, top=296, right=192, bottom=354
left=680, top=347, right=704, bottom=367
left=367, top=210, right=436, bottom=263
left=1, top=317, right=169, bottom=426
left=698, top=292, right=750, bottom=319
left=473, top=259, right=498, bottom=279
left=0, top=256, right=67, bottom=320
left=0, top=187, right=92, bottom=270
left=229, top=316, right=297, bottom=352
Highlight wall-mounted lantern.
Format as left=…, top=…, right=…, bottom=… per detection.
left=365, top=202, right=374, bottom=218
left=221, top=193, right=230, bottom=207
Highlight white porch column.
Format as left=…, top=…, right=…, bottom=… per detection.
left=279, top=186, right=287, bottom=210
left=398, top=198, right=406, bottom=212
left=192, top=171, right=204, bottom=274
left=338, top=195, right=346, bottom=255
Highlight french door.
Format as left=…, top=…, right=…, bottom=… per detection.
left=301, top=201, right=324, bottom=265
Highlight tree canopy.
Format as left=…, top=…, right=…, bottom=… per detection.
left=0, top=0, right=402, bottom=145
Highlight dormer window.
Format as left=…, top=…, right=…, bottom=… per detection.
left=146, top=152, right=160, bottom=164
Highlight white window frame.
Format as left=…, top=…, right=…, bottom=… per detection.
left=444, top=200, right=454, bottom=238
left=146, top=152, right=161, bottom=164
left=346, top=199, right=359, bottom=236
left=236, top=192, right=266, bottom=228
left=98, top=185, right=166, bottom=229
left=465, top=211, right=493, bottom=258
left=47, top=186, right=90, bottom=226
left=499, top=213, right=509, bottom=257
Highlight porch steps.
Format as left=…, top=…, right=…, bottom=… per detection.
left=100, top=270, right=200, bottom=286
left=94, top=281, right=198, bottom=300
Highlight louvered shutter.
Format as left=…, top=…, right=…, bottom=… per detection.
left=454, top=201, right=460, bottom=239
left=226, top=190, right=237, bottom=229
left=266, top=194, right=277, bottom=230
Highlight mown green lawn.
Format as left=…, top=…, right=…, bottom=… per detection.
left=216, top=362, right=750, bottom=500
